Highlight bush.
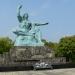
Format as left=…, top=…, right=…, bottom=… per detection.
left=0, top=37, right=13, bottom=54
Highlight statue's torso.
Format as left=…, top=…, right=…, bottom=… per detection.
left=19, top=20, right=32, bottom=34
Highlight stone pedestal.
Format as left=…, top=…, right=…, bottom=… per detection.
left=10, top=46, right=52, bottom=61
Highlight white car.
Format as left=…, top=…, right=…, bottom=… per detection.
left=33, top=62, right=53, bottom=70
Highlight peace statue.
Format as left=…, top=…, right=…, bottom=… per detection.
left=13, top=5, right=48, bottom=46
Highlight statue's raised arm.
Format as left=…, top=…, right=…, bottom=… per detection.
left=17, top=5, right=23, bottom=22
left=35, top=22, right=49, bottom=26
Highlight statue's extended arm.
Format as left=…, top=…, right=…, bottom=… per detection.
left=17, top=5, right=22, bottom=22
left=35, top=23, right=49, bottom=26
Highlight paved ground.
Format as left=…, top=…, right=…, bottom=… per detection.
left=0, top=68, right=75, bottom=75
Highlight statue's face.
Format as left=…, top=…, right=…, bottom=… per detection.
left=23, top=13, right=29, bottom=20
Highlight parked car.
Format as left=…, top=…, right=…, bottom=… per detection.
left=33, top=62, right=53, bottom=70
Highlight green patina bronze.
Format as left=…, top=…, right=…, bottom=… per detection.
left=13, top=5, right=48, bottom=46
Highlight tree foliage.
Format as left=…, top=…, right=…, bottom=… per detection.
left=0, top=37, right=13, bottom=54
left=42, top=39, right=56, bottom=49
left=42, top=40, right=58, bottom=50
left=55, top=35, right=75, bottom=61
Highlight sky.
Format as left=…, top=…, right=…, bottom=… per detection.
left=0, top=0, right=75, bottom=42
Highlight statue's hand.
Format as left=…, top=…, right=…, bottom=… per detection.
left=35, top=22, right=49, bottom=26
left=45, top=23, right=49, bottom=25
left=18, top=5, right=22, bottom=10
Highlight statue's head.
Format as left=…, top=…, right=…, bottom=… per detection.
left=23, top=13, right=29, bottom=20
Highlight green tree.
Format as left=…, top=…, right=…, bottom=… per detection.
left=55, top=35, right=75, bottom=62
left=42, top=39, right=58, bottom=49
left=0, top=37, right=13, bottom=54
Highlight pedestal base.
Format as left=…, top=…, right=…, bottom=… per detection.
left=10, top=46, right=52, bottom=61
